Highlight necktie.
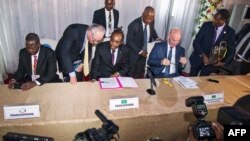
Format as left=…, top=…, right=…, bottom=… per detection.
left=212, top=27, right=218, bottom=45
left=34, top=55, right=38, bottom=75
left=108, top=11, right=112, bottom=35
left=165, top=47, right=173, bottom=75
left=83, top=39, right=89, bottom=76
left=111, top=49, right=115, bottom=65
left=143, top=24, right=148, bottom=51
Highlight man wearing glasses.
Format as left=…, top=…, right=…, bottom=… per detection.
left=148, top=28, right=187, bottom=78
left=56, top=24, right=105, bottom=84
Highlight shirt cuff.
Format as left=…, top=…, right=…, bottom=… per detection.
left=35, top=80, right=41, bottom=86
left=69, top=72, right=76, bottom=77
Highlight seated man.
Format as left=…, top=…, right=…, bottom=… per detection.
left=90, top=29, right=129, bottom=80
left=147, top=28, right=187, bottom=78
left=8, top=33, right=59, bottom=91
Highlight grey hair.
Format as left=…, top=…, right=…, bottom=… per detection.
left=89, top=24, right=105, bottom=36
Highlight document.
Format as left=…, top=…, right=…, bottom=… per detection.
left=173, top=76, right=199, bottom=89
left=99, top=77, right=138, bottom=89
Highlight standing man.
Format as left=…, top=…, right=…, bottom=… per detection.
left=189, top=9, right=236, bottom=76
left=8, top=33, right=59, bottom=91
left=126, top=6, right=160, bottom=78
left=90, top=29, right=129, bottom=80
left=148, top=28, right=187, bottom=78
left=56, top=24, right=105, bottom=84
left=92, top=0, right=119, bottom=38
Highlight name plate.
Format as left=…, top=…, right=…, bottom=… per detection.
left=203, top=92, right=224, bottom=105
left=109, top=97, right=139, bottom=111
left=3, top=104, right=40, bottom=120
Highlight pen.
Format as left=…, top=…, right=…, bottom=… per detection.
left=100, top=81, right=109, bottom=83
left=207, top=79, right=219, bottom=83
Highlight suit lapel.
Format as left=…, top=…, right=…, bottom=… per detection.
left=215, top=26, right=227, bottom=45
left=26, top=52, right=32, bottom=75
left=115, top=48, right=122, bottom=66
left=104, top=44, right=113, bottom=66
left=36, top=47, right=44, bottom=74
left=102, top=8, right=107, bottom=28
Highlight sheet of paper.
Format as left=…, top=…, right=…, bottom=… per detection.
left=99, top=78, right=121, bottom=89
left=117, top=77, right=138, bottom=88
left=173, top=76, right=199, bottom=89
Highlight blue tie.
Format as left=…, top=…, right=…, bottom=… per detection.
left=143, top=24, right=147, bottom=51
left=165, top=47, right=173, bottom=75
left=212, top=27, right=218, bottom=45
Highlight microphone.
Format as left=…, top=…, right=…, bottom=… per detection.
left=95, top=110, right=108, bottom=123
left=146, top=67, right=156, bottom=95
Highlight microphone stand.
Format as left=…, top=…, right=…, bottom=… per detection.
left=147, top=80, right=156, bottom=95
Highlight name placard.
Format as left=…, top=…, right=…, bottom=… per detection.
left=3, top=104, right=40, bottom=120
left=109, top=97, right=139, bottom=111
left=203, top=92, right=224, bottom=105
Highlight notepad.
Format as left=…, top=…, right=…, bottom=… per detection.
left=99, top=77, right=138, bottom=89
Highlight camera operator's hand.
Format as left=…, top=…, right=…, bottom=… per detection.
left=21, top=81, right=37, bottom=91
left=212, top=122, right=223, bottom=141
left=188, top=126, right=197, bottom=141
left=8, top=79, right=17, bottom=89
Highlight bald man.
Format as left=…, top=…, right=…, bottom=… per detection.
left=126, top=6, right=160, bottom=78
left=148, top=28, right=187, bottom=78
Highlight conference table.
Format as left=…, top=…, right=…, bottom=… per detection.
left=0, top=75, right=249, bottom=141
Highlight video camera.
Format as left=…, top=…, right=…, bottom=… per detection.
left=185, top=96, right=215, bottom=140
left=74, top=110, right=119, bottom=141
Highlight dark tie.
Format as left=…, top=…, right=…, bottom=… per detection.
left=111, top=49, right=115, bottom=65
left=212, top=27, right=218, bottom=45
left=165, top=47, right=173, bottom=75
left=34, top=55, right=38, bottom=75
left=143, top=24, right=148, bottom=51
left=108, top=11, right=112, bottom=29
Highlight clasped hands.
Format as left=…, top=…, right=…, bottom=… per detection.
left=161, top=57, right=187, bottom=66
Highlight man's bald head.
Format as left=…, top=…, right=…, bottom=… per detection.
left=142, top=6, right=155, bottom=25
left=168, top=28, right=182, bottom=47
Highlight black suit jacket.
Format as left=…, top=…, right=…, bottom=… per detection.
left=92, top=8, right=119, bottom=30
left=14, top=46, right=57, bottom=85
left=90, top=41, right=129, bottom=80
left=56, top=24, right=92, bottom=74
left=190, top=22, right=236, bottom=68
left=126, top=17, right=159, bottom=63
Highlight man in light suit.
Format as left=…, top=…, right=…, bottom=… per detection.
left=90, top=29, right=129, bottom=80
left=92, top=0, right=119, bottom=38
left=148, top=28, right=187, bottom=78
left=56, top=24, right=105, bottom=84
left=126, top=6, right=160, bottom=78
left=8, top=33, right=59, bottom=91
left=189, top=9, right=236, bottom=76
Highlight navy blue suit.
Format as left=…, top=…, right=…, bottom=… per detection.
left=189, top=22, right=236, bottom=76
left=148, top=42, right=185, bottom=78
left=90, top=41, right=129, bottom=80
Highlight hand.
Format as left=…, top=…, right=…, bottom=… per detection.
left=8, top=79, right=17, bottom=89
left=70, top=76, right=77, bottom=85
left=179, top=57, right=187, bottom=65
left=188, top=126, right=197, bottom=141
left=156, top=38, right=164, bottom=41
left=213, top=61, right=225, bottom=67
left=76, top=63, right=83, bottom=72
left=21, top=81, right=37, bottom=91
left=111, top=72, right=120, bottom=77
left=161, top=58, right=171, bottom=66
left=212, top=122, right=223, bottom=141
left=201, top=54, right=209, bottom=65
left=139, top=50, right=148, bottom=58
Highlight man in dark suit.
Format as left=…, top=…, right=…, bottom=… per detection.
left=8, top=33, right=58, bottom=91
left=92, top=0, right=119, bottom=38
left=55, top=24, right=105, bottom=84
left=148, top=28, right=187, bottom=78
left=90, top=29, right=129, bottom=80
left=126, top=6, right=160, bottom=78
left=189, top=9, right=236, bottom=76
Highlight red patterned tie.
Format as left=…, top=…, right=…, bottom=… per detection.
left=34, top=55, right=38, bottom=75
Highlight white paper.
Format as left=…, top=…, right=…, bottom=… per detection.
left=99, top=78, right=121, bottom=89
left=117, top=77, right=138, bottom=88
left=173, top=76, right=199, bottom=89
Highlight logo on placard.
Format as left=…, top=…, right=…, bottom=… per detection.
left=121, top=100, right=127, bottom=104
left=212, top=95, right=216, bottom=98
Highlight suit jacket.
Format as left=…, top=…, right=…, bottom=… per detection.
left=190, top=22, right=236, bottom=68
left=126, top=17, right=159, bottom=64
left=147, top=42, right=185, bottom=77
left=90, top=41, right=129, bottom=80
left=55, top=24, right=92, bottom=74
left=14, top=46, right=57, bottom=85
left=92, top=8, right=119, bottom=30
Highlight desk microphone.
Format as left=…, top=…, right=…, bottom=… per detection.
left=147, top=67, right=156, bottom=95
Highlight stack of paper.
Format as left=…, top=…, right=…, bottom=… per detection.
left=99, top=77, right=138, bottom=89
left=173, top=76, right=199, bottom=89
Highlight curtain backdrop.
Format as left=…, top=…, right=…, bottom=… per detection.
left=1, top=0, right=250, bottom=82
